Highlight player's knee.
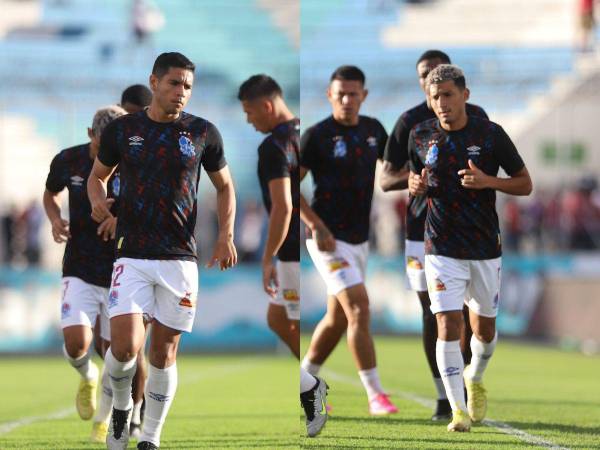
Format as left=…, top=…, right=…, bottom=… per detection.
left=65, top=340, right=87, bottom=359
left=473, top=326, right=495, bottom=343
left=149, top=345, right=177, bottom=368
left=110, top=342, right=139, bottom=362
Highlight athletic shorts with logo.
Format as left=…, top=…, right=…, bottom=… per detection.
left=425, top=255, right=501, bottom=317
left=60, top=276, right=110, bottom=341
left=107, top=258, right=198, bottom=332
left=306, top=239, right=368, bottom=296
left=269, top=260, right=300, bottom=321
left=405, top=239, right=427, bottom=292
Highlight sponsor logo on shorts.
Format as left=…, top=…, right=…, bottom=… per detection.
left=179, top=291, right=195, bottom=308
left=407, top=256, right=423, bottom=270
left=108, top=290, right=119, bottom=309
left=283, top=289, right=299, bottom=301
left=328, top=258, right=349, bottom=273
left=148, top=392, right=170, bottom=402
left=61, top=302, right=71, bottom=319
left=432, top=278, right=446, bottom=291
left=444, top=366, right=460, bottom=377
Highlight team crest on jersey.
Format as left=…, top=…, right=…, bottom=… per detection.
left=61, top=302, right=71, bottom=319
left=328, top=258, right=350, bottom=273
left=179, top=291, right=195, bottom=308
left=333, top=137, right=347, bottom=158
left=425, top=143, right=439, bottom=165
left=111, top=173, right=120, bottom=197
left=178, top=133, right=195, bottom=157
left=70, top=175, right=84, bottom=187
left=128, top=136, right=144, bottom=146
left=283, top=289, right=299, bottom=302
left=406, top=256, right=423, bottom=270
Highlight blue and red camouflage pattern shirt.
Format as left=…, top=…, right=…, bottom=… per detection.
left=98, top=110, right=226, bottom=261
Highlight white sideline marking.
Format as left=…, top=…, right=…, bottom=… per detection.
left=322, top=369, right=571, bottom=450
left=0, top=359, right=260, bottom=436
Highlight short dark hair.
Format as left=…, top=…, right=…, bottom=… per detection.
left=120, top=84, right=152, bottom=107
left=237, top=74, right=283, bottom=101
left=152, top=52, right=195, bottom=78
left=330, top=65, right=365, bottom=85
left=416, top=50, right=451, bottom=68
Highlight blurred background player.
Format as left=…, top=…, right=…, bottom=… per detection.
left=88, top=52, right=237, bottom=450
left=408, top=64, right=532, bottom=432
left=380, top=49, right=488, bottom=420
left=238, top=74, right=328, bottom=437
left=43, top=105, right=127, bottom=442
left=300, top=65, right=398, bottom=415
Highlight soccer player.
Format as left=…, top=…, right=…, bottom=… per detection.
left=237, top=74, right=328, bottom=437
left=380, top=49, right=488, bottom=420
left=43, top=105, right=127, bottom=442
left=120, top=84, right=153, bottom=114
left=88, top=52, right=237, bottom=450
left=300, top=65, right=398, bottom=415
left=408, top=64, right=532, bottom=431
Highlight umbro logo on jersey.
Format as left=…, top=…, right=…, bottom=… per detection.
left=129, top=136, right=144, bottom=146
left=467, top=145, right=481, bottom=155
left=70, top=175, right=84, bottom=186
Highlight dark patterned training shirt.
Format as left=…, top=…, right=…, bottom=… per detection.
left=45, top=143, right=120, bottom=287
left=257, top=118, right=300, bottom=262
left=300, top=115, right=387, bottom=244
left=98, top=110, right=227, bottom=261
left=384, top=101, right=488, bottom=241
left=408, top=117, right=525, bottom=260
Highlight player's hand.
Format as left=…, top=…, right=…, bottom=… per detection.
left=51, top=217, right=71, bottom=243
left=458, top=159, right=490, bottom=189
left=206, top=236, right=237, bottom=270
left=408, top=169, right=428, bottom=196
left=314, top=223, right=335, bottom=252
left=261, top=257, right=278, bottom=298
left=90, top=198, right=115, bottom=223
left=97, top=216, right=117, bottom=241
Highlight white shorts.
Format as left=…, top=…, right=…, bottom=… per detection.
left=269, top=260, right=300, bottom=321
left=405, top=239, right=427, bottom=292
left=425, top=255, right=502, bottom=318
left=305, top=239, right=368, bottom=296
left=60, top=277, right=110, bottom=341
left=107, top=258, right=199, bottom=333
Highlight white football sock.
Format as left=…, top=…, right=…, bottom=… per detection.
left=104, top=347, right=136, bottom=411
left=131, top=399, right=143, bottom=425
left=94, top=364, right=113, bottom=424
left=433, top=376, right=447, bottom=400
left=63, top=344, right=97, bottom=381
left=467, top=331, right=497, bottom=382
left=139, top=363, right=177, bottom=447
left=301, top=356, right=321, bottom=376
left=358, top=367, right=384, bottom=400
left=300, top=367, right=318, bottom=394
left=436, top=339, right=466, bottom=412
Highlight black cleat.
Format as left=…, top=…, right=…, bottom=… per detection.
left=137, top=441, right=158, bottom=450
left=107, top=406, right=132, bottom=449
left=431, top=399, right=452, bottom=421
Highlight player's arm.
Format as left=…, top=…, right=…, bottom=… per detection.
left=459, top=161, right=532, bottom=195
left=380, top=161, right=410, bottom=192
left=43, top=189, right=71, bottom=243
left=407, top=129, right=428, bottom=196
left=207, top=166, right=237, bottom=270
left=299, top=166, right=335, bottom=252
left=380, top=118, right=410, bottom=191
left=262, top=177, right=293, bottom=297
left=87, top=158, right=117, bottom=223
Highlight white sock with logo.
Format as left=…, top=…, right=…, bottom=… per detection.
left=433, top=376, right=447, bottom=400
left=104, top=347, right=136, bottom=411
left=358, top=367, right=384, bottom=400
left=466, top=332, right=498, bottom=382
left=301, top=356, right=321, bottom=376
left=300, top=367, right=318, bottom=394
left=436, top=339, right=466, bottom=412
left=63, top=344, right=97, bottom=381
left=140, top=363, right=178, bottom=447
left=94, top=365, right=113, bottom=424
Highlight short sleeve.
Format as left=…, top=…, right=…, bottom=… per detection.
left=493, top=126, right=525, bottom=176
left=408, top=129, right=424, bottom=174
left=45, top=153, right=66, bottom=193
left=259, top=140, right=289, bottom=183
left=383, top=116, right=411, bottom=168
left=374, top=119, right=388, bottom=159
left=98, top=120, right=121, bottom=167
left=299, top=127, right=317, bottom=170
left=202, top=122, right=227, bottom=172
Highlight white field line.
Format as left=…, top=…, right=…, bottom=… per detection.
left=322, top=368, right=571, bottom=450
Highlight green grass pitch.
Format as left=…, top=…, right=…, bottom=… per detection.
left=1, top=337, right=599, bottom=448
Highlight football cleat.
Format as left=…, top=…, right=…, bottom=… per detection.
left=89, top=421, right=108, bottom=443
left=447, top=409, right=471, bottom=432
left=106, top=406, right=132, bottom=450
left=137, top=442, right=158, bottom=450
left=369, top=393, right=398, bottom=416
left=464, top=377, right=487, bottom=422
left=76, top=364, right=99, bottom=420
left=130, top=421, right=142, bottom=440
left=300, top=377, right=328, bottom=437
left=431, top=398, right=452, bottom=421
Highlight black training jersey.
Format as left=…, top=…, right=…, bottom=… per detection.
left=98, top=110, right=227, bottom=261
left=384, top=101, right=488, bottom=241
left=45, top=143, right=120, bottom=287
left=408, top=117, right=525, bottom=260
left=258, top=118, right=300, bottom=262
left=301, top=115, right=387, bottom=244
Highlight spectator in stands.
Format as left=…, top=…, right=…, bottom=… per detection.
left=1, top=204, right=18, bottom=266
left=577, top=0, right=597, bottom=52
left=23, top=200, right=44, bottom=267
left=131, top=0, right=164, bottom=47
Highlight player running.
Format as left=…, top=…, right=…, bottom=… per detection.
left=238, top=74, right=328, bottom=437
left=408, top=64, right=532, bottom=431
left=300, top=65, right=398, bottom=415
left=88, top=52, right=237, bottom=450
left=380, top=49, right=488, bottom=420
left=43, top=105, right=127, bottom=442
